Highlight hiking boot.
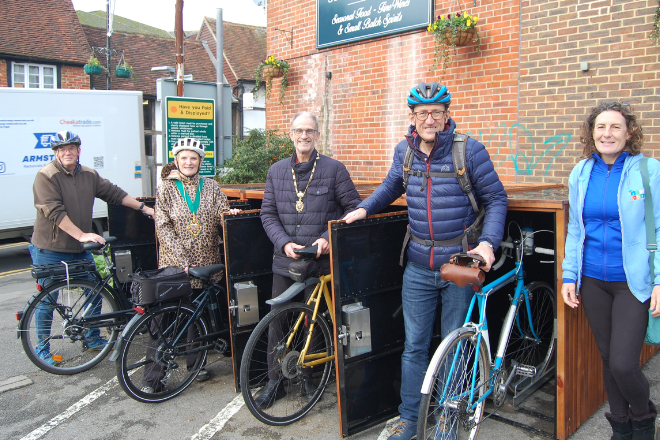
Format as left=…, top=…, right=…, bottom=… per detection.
left=387, top=419, right=416, bottom=440
left=85, top=336, right=108, bottom=351
left=254, top=380, right=286, bottom=409
left=35, top=346, right=59, bottom=366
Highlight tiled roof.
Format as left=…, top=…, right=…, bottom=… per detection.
left=0, top=0, right=90, bottom=64
left=82, top=25, right=216, bottom=97
left=201, top=18, right=266, bottom=82
left=77, top=11, right=173, bottom=39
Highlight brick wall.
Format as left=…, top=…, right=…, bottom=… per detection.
left=61, top=65, right=89, bottom=89
left=266, top=0, right=520, bottom=182
left=519, top=0, right=660, bottom=184
left=267, top=0, right=660, bottom=184
left=0, top=59, right=7, bottom=87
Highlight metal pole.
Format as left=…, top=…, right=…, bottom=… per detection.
left=216, top=8, right=224, bottom=165
left=175, top=0, right=184, bottom=97
left=106, top=0, right=111, bottom=90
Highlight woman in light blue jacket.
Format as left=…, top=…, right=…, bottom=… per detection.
left=562, top=102, right=660, bottom=440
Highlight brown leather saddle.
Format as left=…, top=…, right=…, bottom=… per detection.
left=440, top=253, right=486, bottom=287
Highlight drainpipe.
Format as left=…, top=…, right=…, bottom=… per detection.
left=175, top=0, right=184, bottom=96
left=216, top=9, right=224, bottom=165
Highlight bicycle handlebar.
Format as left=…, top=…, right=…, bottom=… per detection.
left=499, top=241, right=554, bottom=256
left=81, top=236, right=116, bottom=251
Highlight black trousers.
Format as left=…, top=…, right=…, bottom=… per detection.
left=581, top=276, right=653, bottom=419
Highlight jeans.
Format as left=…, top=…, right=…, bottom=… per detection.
left=398, top=261, right=474, bottom=423
left=28, top=245, right=100, bottom=349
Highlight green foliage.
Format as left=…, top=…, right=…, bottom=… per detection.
left=93, top=248, right=113, bottom=287
left=652, top=1, right=660, bottom=45
left=217, top=129, right=294, bottom=184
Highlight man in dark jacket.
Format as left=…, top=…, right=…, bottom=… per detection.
left=344, top=82, right=508, bottom=440
left=257, top=111, right=361, bottom=408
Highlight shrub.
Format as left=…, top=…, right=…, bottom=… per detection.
left=217, top=129, right=294, bottom=184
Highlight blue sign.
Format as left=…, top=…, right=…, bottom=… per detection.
left=34, top=132, right=56, bottom=149
left=317, top=0, right=432, bottom=49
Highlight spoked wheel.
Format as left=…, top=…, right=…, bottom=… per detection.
left=505, top=281, right=556, bottom=385
left=20, top=279, right=119, bottom=375
left=417, top=328, right=490, bottom=440
left=116, top=303, right=208, bottom=403
left=240, top=303, right=333, bottom=425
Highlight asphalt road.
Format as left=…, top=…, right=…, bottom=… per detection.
left=1, top=244, right=658, bottom=440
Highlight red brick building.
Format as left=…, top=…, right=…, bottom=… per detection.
left=0, top=0, right=90, bottom=90
left=263, top=0, right=660, bottom=185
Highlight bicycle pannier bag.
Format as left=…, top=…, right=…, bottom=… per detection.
left=439, top=253, right=486, bottom=287
left=130, top=266, right=192, bottom=305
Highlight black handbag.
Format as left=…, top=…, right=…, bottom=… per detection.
left=130, top=266, right=192, bottom=305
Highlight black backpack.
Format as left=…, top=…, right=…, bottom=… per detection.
left=399, top=133, right=485, bottom=265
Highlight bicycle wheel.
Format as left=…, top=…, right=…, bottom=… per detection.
left=417, top=328, right=490, bottom=440
left=20, top=279, right=119, bottom=375
left=506, top=281, right=556, bottom=382
left=240, top=303, right=333, bottom=425
left=116, top=303, right=208, bottom=403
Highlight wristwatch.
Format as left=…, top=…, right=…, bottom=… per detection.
left=479, top=241, right=493, bottom=249
left=139, top=202, right=145, bottom=211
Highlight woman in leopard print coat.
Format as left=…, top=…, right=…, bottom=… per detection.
left=155, top=140, right=233, bottom=289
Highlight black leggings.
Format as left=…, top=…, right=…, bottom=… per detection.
left=580, top=276, right=652, bottom=420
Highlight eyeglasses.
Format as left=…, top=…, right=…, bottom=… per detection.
left=413, top=110, right=447, bottom=121
left=57, top=145, right=79, bottom=154
left=291, top=128, right=318, bottom=136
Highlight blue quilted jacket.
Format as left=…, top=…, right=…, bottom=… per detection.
left=358, top=119, right=508, bottom=270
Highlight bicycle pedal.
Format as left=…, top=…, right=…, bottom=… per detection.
left=516, top=364, right=537, bottom=377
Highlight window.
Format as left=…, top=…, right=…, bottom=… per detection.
left=12, top=62, right=56, bottom=89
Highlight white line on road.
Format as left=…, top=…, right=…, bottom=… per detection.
left=19, top=376, right=119, bottom=440
left=190, top=393, right=245, bottom=440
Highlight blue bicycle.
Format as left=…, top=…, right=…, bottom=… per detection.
left=417, top=225, right=556, bottom=440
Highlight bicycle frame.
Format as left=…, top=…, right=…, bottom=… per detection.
left=286, top=274, right=335, bottom=368
left=434, top=257, right=543, bottom=412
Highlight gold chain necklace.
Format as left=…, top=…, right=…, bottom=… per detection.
left=291, top=154, right=319, bottom=212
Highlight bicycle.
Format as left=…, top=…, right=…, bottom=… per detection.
left=240, top=246, right=335, bottom=426
left=17, top=237, right=135, bottom=375
left=417, top=224, right=557, bottom=440
left=112, top=263, right=230, bottom=403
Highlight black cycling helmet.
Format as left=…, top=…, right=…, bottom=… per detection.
left=50, top=131, right=81, bottom=150
left=407, top=82, right=451, bottom=109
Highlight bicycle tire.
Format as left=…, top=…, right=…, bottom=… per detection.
left=116, top=303, right=208, bottom=403
left=240, top=302, right=333, bottom=426
left=20, top=279, right=120, bottom=375
left=505, top=281, right=556, bottom=385
left=417, top=328, right=490, bottom=440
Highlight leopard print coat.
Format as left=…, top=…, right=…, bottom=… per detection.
left=156, top=167, right=230, bottom=288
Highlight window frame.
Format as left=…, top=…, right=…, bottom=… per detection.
left=11, top=62, right=58, bottom=89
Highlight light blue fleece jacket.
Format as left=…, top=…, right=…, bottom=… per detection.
left=562, top=153, right=660, bottom=303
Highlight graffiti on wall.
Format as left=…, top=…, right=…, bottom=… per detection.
left=466, top=122, right=571, bottom=177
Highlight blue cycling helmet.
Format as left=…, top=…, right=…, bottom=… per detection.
left=50, top=131, right=81, bottom=150
left=407, top=82, right=451, bottom=109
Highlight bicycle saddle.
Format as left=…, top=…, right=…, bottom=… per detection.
left=440, top=253, right=486, bottom=287
left=188, top=264, right=225, bottom=282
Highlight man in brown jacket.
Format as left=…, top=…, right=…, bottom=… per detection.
left=29, top=130, right=154, bottom=365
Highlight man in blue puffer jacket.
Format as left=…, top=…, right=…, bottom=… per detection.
left=345, top=82, right=508, bottom=440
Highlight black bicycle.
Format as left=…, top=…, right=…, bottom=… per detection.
left=112, top=264, right=230, bottom=403
left=17, top=237, right=135, bottom=375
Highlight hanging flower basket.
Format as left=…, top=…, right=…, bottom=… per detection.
left=254, top=56, right=290, bottom=105
left=262, top=64, right=284, bottom=79
left=84, top=55, right=105, bottom=76
left=84, top=64, right=103, bottom=75
left=115, top=65, right=133, bottom=78
left=442, top=27, right=477, bottom=47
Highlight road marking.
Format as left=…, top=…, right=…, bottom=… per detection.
left=377, top=416, right=400, bottom=440
left=0, top=242, right=29, bottom=251
left=0, top=268, right=31, bottom=279
left=19, top=376, right=119, bottom=440
left=190, top=393, right=245, bottom=440
left=0, top=375, right=33, bottom=394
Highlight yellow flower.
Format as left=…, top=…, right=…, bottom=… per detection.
left=463, top=12, right=468, bottom=18
left=467, top=19, right=471, bottom=26
left=474, top=17, right=479, bottom=22
left=433, top=23, right=437, bottom=30
left=427, top=24, right=431, bottom=31
left=440, top=14, right=444, bottom=20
